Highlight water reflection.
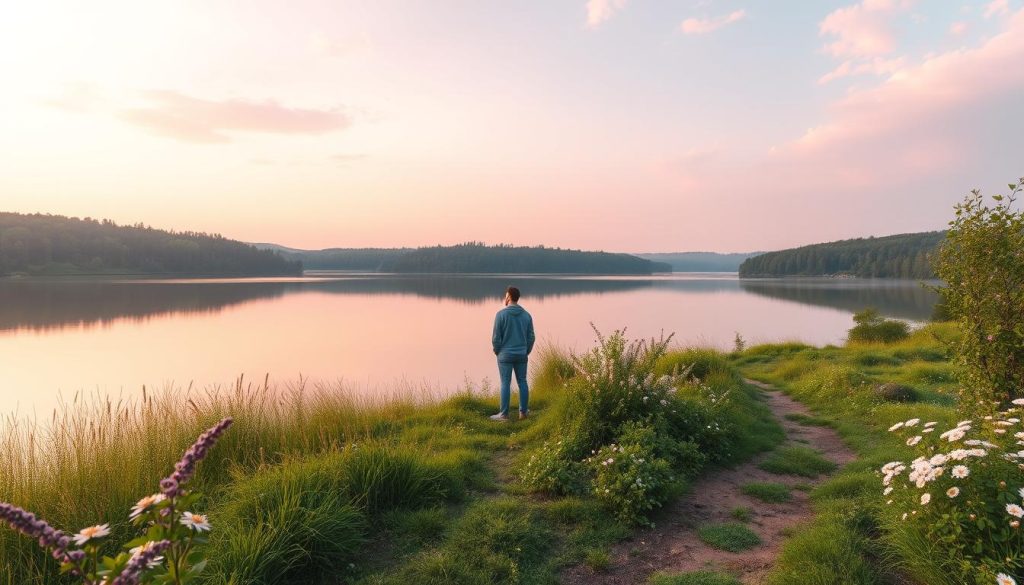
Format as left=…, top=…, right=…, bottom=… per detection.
left=738, top=278, right=939, bottom=321
left=0, top=274, right=939, bottom=334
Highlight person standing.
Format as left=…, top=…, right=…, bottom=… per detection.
left=490, top=286, right=534, bottom=421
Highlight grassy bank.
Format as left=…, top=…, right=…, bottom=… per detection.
left=1, top=337, right=781, bottom=584
left=732, top=322, right=976, bottom=584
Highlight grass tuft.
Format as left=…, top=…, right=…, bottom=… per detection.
left=649, top=570, right=742, bottom=585
left=741, top=481, right=792, bottom=503
left=759, top=446, right=837, bottom=478
left=697, top=522, right=762, bottom=552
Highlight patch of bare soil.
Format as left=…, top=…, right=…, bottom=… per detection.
left=560, top=379, right=856, bottom=585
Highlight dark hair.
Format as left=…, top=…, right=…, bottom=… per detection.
left=506, top=286, right=521, bottom=302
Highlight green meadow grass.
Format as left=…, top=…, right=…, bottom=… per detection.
left=1, top=343, right=781, bottom=585
left=736, top=322, right=965, bottom=585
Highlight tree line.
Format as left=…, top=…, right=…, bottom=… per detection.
left=0, top=213, right=302, bottom=276
left=738, top=231, right=944, bottom=278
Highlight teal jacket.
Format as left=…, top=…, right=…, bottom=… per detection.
left=492, top=304, right=535, bottom=359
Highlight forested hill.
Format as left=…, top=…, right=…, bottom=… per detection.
left=738, top=231, right=944, bottom=278
left=385, top=243, right=671, bottom=274
left=255, top=244, right=409, bottom=271
left=259, top=242, right=671, bottom=274
left=0, top=213, right=302, bottom=277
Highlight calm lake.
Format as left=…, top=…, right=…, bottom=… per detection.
left=0, top=273, right=939, bottom=417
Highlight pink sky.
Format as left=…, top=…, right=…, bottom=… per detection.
left=1, top=1, right=1022, bottom=253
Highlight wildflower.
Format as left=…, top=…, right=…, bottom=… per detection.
left=952, top=465, right=970, bottom=479
left=180, top=512, right=212, bottom=532
left=161, top=417, right=234, bottom=498
left=128, top=541, right=165, bottom=569
left=1007, top=504, right=1024, bottom=519
left=901, top=512, right=908, bottom=520
left=1013, top=399, right=1024, bottom=406
left=920, top=493, right=931, bottom=505
left=996, top=573, right=1017, bottom=585
left=888, top=422, right=905, bottom=432
left=884, top=487, right=893, bottom=496
left=957, top=420, right=973, bottom=427
left=129, top=493, right=166, bottom=520
left=112, top=540, right=171, bottom=585
left=924, top=421, right=938, bottom=427
left=947, top=487, right=960, bottom=498
left=907, top=436, right=923, bottom=446
left=0, top=502, right=81, bottom=567
left=73, top=524, right=110, bottom=546
left=1020, top=487, right=1024, bottom=499
left=905, top=418, right=920, bottom=428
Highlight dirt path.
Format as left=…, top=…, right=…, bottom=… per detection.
left=561, top=379, right=857, bottom=585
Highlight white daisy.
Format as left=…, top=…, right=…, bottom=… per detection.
left=73, top=524, right=110, bottom=546
left=129, top=541, right=166, bottom=568
left=920, top=493, right=931, bottom=505
left=907, top=436, right=923, bottom=446
left=180, top=511, right=212, bottom=532
left=952, top=465, right=970, bottom=479
left=996, top=572, right=1017, bottom=585
left=888, top=422, right=905, bottom=432
left=905, top=418, right=921, bottom=428
left=946, top=487, right=960, bottom=498
left=130, top=493, right=167, bottom=520
left=1006, top=504, right=1024, bottom=519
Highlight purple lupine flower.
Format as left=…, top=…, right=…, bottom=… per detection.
left=0, top=502, right=83, bottom=569
left=161, top=417, right=233, bottom=497
left=111, top=539, right=171, bottom=585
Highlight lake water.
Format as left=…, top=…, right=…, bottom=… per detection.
left=0, top=273, right=938, bottom=417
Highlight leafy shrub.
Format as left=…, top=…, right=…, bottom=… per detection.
left=586, top=425, right=680, bottom=526
left=881, top=407, right=1024, bottom=584
left=847, top=308, right=910, bottom=344
left=874, top=383, right=919, bottom=403
left=935, top=181, right=1024, bottom=407
left=519, top=327, right=737, bottom=525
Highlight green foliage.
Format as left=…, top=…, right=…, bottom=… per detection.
left=583, top=548, right=611, bottom=572
left=738, top=230, right=943, bottom=278
left=847, top=308, right=910, bottom=344
left=935, top=181, right=1024, bottom=406
left=759, top=446, right=837, bottom=478
left=741, top=482, right=792, bottom=503
left=0, top=212, right=301, bottom=276
left=766, top=517, right=879, bottom=585
left=649, top=570, right=741, bottom=585
left=696, top=522, right=761, bottom=552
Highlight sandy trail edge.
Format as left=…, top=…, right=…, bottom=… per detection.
left=560, top=379, right=857, bottom=585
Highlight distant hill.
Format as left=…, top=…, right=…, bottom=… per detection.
left=636, top=252, right=761, bottom=272
left=739, top=231, right=945, bottom=279
left=253, top=244, right=409, bottom=271
left=256, top=242, right=671, bottom=274
left=0, top=213, right=302, bottom=277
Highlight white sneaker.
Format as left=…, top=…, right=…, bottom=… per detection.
left=489, top=413, right=509, bottom=421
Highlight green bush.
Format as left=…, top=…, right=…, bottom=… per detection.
left=341, top=442, right=451, bottom=513
left=936, top=181, right=1024, bottom=406
left=587, top=424, right=681, bottom=526
left=847, top=308, right=910, bottom=344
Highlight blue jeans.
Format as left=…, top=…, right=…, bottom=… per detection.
left=497, top=356, right=529, bottom=416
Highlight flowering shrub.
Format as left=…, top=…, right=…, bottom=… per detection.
left=520, top=327, right=732, bottom=525
left=586, top=424, right=676, bottom=526
left=0, top=418, right=232, bottom=585
left=881, top=402, right=1024, bottom=584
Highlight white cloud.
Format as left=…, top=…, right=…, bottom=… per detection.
left=819, top=0, right=915, bottom=59
left=984, top=0, right=1010, bottom=18
left=949, top=21, right=969, bottom=36
left=586, top=0, right=628, bottom=29
left=680, top=10, right=747, bottom=35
